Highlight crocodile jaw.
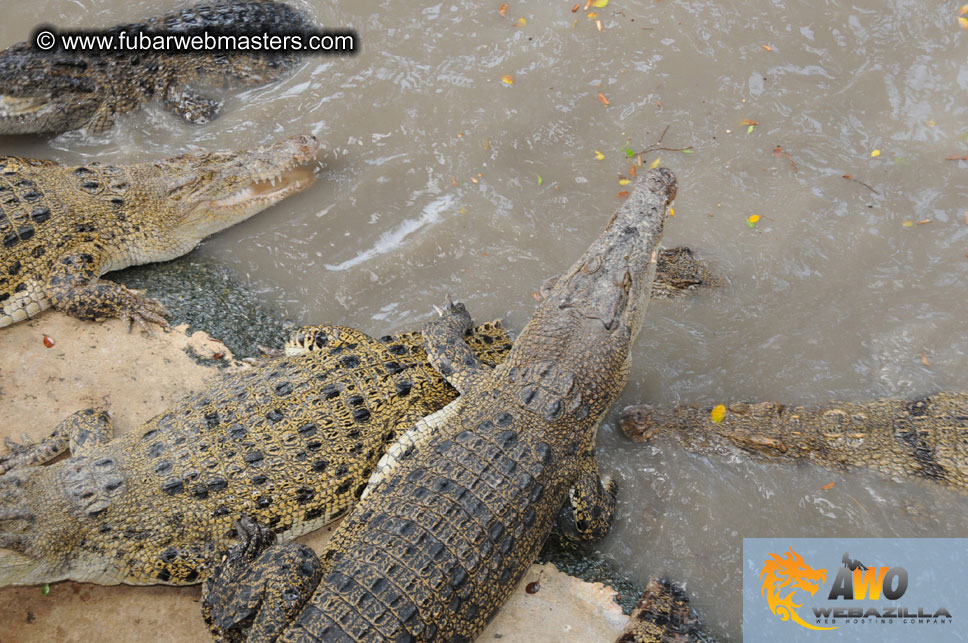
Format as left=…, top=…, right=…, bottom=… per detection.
left=203, top=163, right=317, bottom=217
left=172, top=134, right=321, bottom=239
left=0, top=93, right=95, bottom=135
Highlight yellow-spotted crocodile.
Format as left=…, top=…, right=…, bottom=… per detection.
left=201, top=168, right=677, bottom=642
left=620, top=394, right=968, bottom=493
left=0, top=320, right=512, bottom=587
left=0, top=1, right=315, bottom=134
left=0, top=134, right=318, bottom=330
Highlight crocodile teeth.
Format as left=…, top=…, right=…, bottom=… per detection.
left=209, top=164, right=317, bottom=209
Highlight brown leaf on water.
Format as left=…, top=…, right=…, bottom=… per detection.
left=616, top=190, right=630, bottom=198
left=917, top=219, right=931, bottom=225
left=921, top=354, right=931, bottom=367
left=821, top=482, right=835, bottom=491
left=572, top=3, right=580, bottom=12
left=452, top=177, right=458, bottom=187
left=42, top=334, right=55, bottom=348
left=742, top=119, right=759, bottom=126
left=597, top=92, right=610, bottom=107
left=499, top=3, right=508, bottom=17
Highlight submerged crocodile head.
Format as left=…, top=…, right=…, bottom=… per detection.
left=0, top=44, right=105, bottom=135
left=133, top=134, right=320, bottom=253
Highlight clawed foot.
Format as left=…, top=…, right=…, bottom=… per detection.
left=431, top=296, right=471, bottom=329
left=0, top=434, right=36, bottom=475
left=229, top=515, right=276, bottom=565
left=118, top=288, right=170, bottom=333
left=432, top=294, right=456, bottom=317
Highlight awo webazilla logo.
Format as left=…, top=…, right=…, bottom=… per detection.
left=759, top=547, right=953, bottom=631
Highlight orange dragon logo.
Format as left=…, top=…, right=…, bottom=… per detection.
left=760, top=547, right=837, bottom=631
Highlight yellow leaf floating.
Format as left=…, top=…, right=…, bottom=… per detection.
left=618, top=178, right=631, bottom=186
left=711, top=404, right=726, bottom=423
left=961, top=3, right=968, bottom=14
left=516, top=17, right=527, bottom=27
left=592, top=0, right=609, bottom=6
left=870, top=149, right=881, bottom=157
left=959, top=16, right=968, bottom=28
left=587, top=12, right=598, bottom=18
left=669, top=207, right=675, bottom=217
left=902, top=220, right=914, bottom=227
left=501, top=75, right=514, bottom=85
left=649, top=156, right=661, bottom=169
left=594, top=150, right=605, bottom=160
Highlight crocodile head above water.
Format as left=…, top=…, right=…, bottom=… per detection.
left=0, top=133, right=320, bottom=329
left=0, top=45, right=103, bottom=135
left=536, top=167, right=678, bottom=395
left=137, top=134, right=320, bottom=254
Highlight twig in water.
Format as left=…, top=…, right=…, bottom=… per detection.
left=841, top=174, right=879, bottom=195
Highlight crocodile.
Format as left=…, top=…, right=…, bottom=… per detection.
left=0, top=0, right=314, bottom=134
left=649, top=246, right=718, bottom=299
left=620, top=393, right=968, bottom=492
left=0, top=134, right=319, bottom=330
left=616, top=577, right=710, bottom=643
left=201, top=168, right=677, bottom=642
left=0, top=319, right=512, bottom=587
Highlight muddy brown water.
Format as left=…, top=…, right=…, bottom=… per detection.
left=3, top=0, right=968, bottom=639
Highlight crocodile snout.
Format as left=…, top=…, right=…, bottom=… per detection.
left=647, top=167, right=677, bottom=205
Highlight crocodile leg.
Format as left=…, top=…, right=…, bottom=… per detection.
left=556, top=452, right=618, bottom=541
left=83, top=101, right=119, bottom=134
left=162, top=83, right=224, bottom=124
left=422, top=299, right=492, bottom=394
left=46, top=246, right=170, bottom=330
left=203, top=517, right=323, bottom=643
left=362, top=301, right=491, bottom=498
left=0, top=409, right=111, bottom=475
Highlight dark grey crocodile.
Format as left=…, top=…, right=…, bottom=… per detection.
left=0, top=1, right=314, bottom=134
left=201, top=168, right=677, bottom=641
